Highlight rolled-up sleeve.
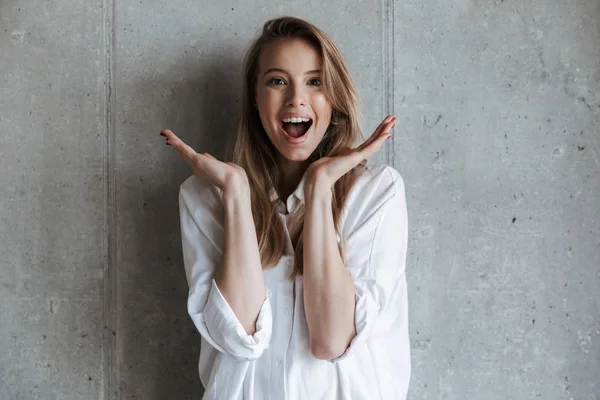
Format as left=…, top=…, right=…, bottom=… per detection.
left=179, top=178, right=272, bottom=360
left=328, top=166, right=409, bottom=363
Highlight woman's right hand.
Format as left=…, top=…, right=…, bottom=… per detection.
left=160, top=129, right=249, bottom=193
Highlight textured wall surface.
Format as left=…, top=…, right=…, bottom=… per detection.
left=1, top=1, right=598, bottom=399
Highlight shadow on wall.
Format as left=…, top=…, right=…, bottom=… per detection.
left=119, top=50, right=242, bottom=399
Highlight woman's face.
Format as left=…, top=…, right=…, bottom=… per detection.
left=255, top=38, right=332, bottom=165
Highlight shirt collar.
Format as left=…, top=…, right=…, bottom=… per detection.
left=268, top=170, right=307, bottom=206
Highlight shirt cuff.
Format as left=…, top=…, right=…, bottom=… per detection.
left=189, top=279, right=272, bottom=360
left=326, top=290, right=379, bottom=363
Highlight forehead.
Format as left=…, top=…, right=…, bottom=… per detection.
left=258, top=38, right=322, bottom=73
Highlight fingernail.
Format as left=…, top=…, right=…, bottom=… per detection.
left=391, top=123, right=395, bottom=128
left=160, top=132, right=166, bottom=137
left=386, top=135, right=392, bottom=139
left=391, top=116, right=396, bottom=122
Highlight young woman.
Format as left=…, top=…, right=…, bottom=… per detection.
left=160, top=16, right=410, bottom=400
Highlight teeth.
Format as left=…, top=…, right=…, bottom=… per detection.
left=281, top=117, right=311, bottom=123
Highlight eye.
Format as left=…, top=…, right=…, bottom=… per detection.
left=308, top=78, right=322, bottom=86
left=267, top=78, right=285, bottom=86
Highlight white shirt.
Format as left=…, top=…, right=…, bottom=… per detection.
left=178, top=163, right=411, bottom=400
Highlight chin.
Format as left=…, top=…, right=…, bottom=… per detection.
left=280, top=149, right=312, bottom=162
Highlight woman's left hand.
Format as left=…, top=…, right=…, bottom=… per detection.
left=304, top=115, right=396, bottom=191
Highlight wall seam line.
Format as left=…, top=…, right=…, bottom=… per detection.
left=390, top=0, right=395, bottom=167
left=383, top=0, right=396, bottom=167
left=102, top=0, right=117, bottom=398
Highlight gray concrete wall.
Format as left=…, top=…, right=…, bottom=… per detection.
left=1, top=1, right=598, bottom=399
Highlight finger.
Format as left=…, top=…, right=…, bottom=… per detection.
left=358, top=122, right=394, bottom=159
left=324, top=118, right=394, bottom=182
left=160, top=130, right=206, bottom=175
left=380, top=120, right=395, bottom=138
left=161, top=129, right=198, bottom=160
left=358, top=115, right=395, bottom=152
left=375, top=116, right=395, bottom=139
left=371, top=115, right=395, bottom=138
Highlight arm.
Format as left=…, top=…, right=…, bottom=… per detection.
left=303, top=166, right=409, bottom=362
left=216, top=177, right=267, bottom=335
left=179, top=176, right=272, bottom=360
left=303, top=181, right=357, bottom=360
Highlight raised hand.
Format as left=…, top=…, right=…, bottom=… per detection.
left=304, top=115, right=396, bottom=190
left=160, top=129, right=248, bottom=191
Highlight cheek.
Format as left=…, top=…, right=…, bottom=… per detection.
left=256, top=94, right=278, bottom=125
left=315, top=97, right=332, bottom=124
left=313, top=92, right=330, bottom=109
left=260, top=94, right=283, bottom=120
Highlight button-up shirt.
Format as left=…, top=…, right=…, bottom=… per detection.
left=178, top=163, right=411, bottom=400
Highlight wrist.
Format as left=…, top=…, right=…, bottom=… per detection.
left=222, top=176, right=251, bottom=205
left=304, top=180, right=332, bottom=202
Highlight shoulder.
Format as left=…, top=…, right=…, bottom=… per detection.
left=342, top=163, right=406, bottom=228
left=178, top=175, right=224, bottom=221
left=341, top=162, right=407, bottom=241
left=349, top=163, right=406, bottom=205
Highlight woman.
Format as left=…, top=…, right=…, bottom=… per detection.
left=160, top=16, right=410, bottom=400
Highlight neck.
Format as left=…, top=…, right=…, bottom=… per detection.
left=277, top=156, right=309, bottom=201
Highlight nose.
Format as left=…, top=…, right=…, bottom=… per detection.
left=286, top=82, right=306, bottom=107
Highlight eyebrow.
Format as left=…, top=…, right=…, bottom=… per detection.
left=263, top=68, right=321, bottom=76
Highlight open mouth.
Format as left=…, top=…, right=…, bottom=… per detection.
left=281, top=119, right=313, bottom=138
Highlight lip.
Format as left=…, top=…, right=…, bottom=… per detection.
left=279, top=113, right=313, bottom=120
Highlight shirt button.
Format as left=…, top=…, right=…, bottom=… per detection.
left=276, top=356, right=283, bottom=363
left=283, top=307, right=290, bottom=315
left=286, top=259, right=293, bottom=268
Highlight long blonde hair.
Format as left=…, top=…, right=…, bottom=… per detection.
left=229, top=16, right=367, bottom=279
